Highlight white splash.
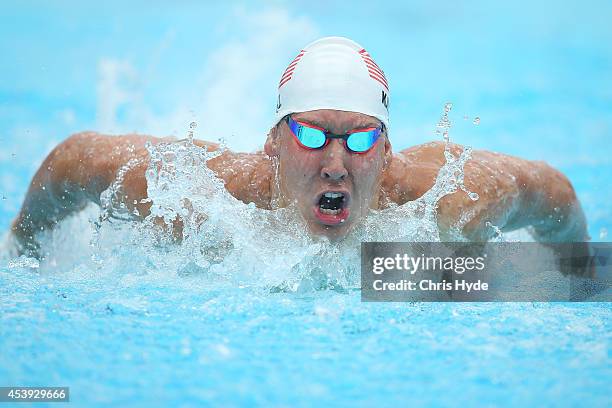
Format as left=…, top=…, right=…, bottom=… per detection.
left=2, top=105, right=495, bottom=292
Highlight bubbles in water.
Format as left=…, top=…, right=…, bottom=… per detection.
left=599, top=228, right=608, bottom=240
left=468, top=192, right=479, bottom=201
left=473, top=117, right=481, bottom=125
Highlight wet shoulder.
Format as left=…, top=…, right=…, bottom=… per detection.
left=381, top=141, right=458, bottom=205
left=206, top=149, right=273, bottom=209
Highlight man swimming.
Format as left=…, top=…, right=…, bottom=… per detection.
left=10, top=37, right=588, bottom=256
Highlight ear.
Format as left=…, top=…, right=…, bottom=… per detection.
left=382, top=135, right=393, bottom=170
left=264, top=125, right=281, bottom=157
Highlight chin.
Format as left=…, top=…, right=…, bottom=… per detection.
left=306, top=219, right=353, bottom=240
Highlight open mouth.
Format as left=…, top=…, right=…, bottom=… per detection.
left=313, top=191, right=350, bottom=225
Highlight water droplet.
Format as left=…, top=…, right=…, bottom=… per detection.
left=473, top=117, right=480, bottom=125
left=600, top=228, right=608, bottom=240
left=468, top=192, right=479, bottom=201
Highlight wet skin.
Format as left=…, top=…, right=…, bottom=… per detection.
left=11, top=109, right=588, bottom=255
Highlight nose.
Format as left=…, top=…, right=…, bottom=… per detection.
left=320, top=139, right=348, bottom=182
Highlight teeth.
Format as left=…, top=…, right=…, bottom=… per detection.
left=320, top=208, right=342, bottom=215
left=323, top=192, right=344, bottom=199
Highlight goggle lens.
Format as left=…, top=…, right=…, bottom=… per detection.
left=296, top=124, right=327, bottom=149
left=286, top=116, right=382, bottom=153
left=346, top=129, right=381, bottom=153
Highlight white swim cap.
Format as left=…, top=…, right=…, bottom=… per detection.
left=274, top=36, right=390, bottom=129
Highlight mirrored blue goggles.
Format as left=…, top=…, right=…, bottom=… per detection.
left=285, top=115, right=384, bottom=153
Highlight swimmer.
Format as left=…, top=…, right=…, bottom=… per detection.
left=10, top=37, right=588, bottom=256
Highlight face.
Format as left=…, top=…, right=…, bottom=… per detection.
left=265, top=109, right=392, bottom=239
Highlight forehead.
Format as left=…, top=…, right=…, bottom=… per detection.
left=291, top=109, right=381, bottom=131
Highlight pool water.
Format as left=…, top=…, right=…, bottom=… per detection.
left=0, top=268, right=609, bottom=406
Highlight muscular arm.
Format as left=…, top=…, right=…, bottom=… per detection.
left=382, top=142, right=588, bottom=243
left=10, top=132, right=163, bottom=254
left=10, top=132, right=272, bottom=256
left=10, top=133, right=200, bottom=255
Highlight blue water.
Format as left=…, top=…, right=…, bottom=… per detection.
left=0, top=268, right=610, bottom=406
left=1, top=1, right=611, bottom=407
